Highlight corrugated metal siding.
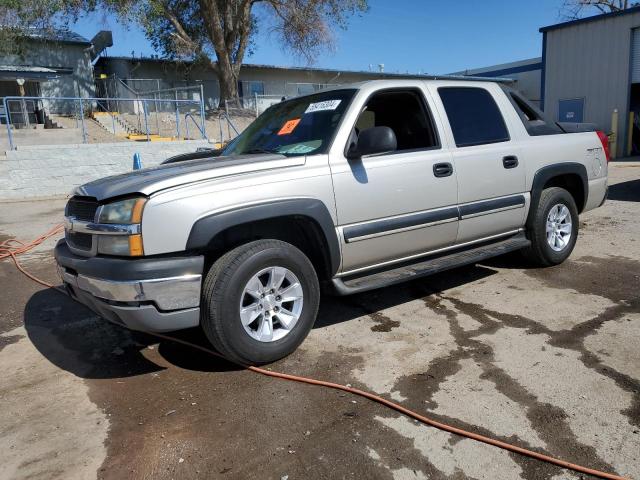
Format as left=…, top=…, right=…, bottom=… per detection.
left=543, top=11, right=640, bottom=157
left=632, top=28, right=640, bottom=83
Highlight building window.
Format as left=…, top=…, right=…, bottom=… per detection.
left=240, top=81, right=265, bottom=97
left=438, top=87, right=510, bottom=147
left=558, top=98, right=585, bottom=123
left=249, top=81, right=265, bottom=96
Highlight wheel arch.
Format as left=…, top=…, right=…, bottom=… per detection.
left=528, top=163, right=588, bottom=227
left=186, top=199, right=341, bottom=279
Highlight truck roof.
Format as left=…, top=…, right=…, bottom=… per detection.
left=318, top=77, right=509, bottom=94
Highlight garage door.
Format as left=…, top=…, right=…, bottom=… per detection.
left=632, top=28, right=640, bottom=83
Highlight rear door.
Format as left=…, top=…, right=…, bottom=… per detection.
left=329, top=86, right=459, bottom=273
left=432, top=84, right=527, bottom=243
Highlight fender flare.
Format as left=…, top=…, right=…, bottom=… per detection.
left=186, top=198, right=341, bottom=275
left=528, top=162, right=588, bottom=224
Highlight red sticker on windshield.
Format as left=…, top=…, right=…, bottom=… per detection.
left=278, top=118, right=301, bottom=135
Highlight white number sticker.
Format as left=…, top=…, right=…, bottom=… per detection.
left=305, top=99, right=342, bottom=113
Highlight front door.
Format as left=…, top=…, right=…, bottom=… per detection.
left=329, top=87, right=459, bottom=274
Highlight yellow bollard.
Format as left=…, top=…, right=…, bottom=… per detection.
left=628, top=112, right=635, bottom=157
left=610, top=109, right=618, bottom=160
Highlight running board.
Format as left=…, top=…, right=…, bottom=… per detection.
left=332, top=233, right=530, bottom=295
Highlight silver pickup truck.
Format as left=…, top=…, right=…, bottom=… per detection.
left=55, top=80, right=610, bottom=364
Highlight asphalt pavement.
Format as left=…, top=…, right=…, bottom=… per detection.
left=1, top=162, right=639, bottom=480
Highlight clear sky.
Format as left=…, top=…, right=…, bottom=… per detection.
left=72, top=0, right=569, bottom=74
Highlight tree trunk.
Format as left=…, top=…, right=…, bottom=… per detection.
left=216, top=63, right=239, bottom=108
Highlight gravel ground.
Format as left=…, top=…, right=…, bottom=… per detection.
left=0, top=162, right=638, bottom=480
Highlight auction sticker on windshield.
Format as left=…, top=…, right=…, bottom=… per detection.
left=305, top=100, right=342, bottom=114
left=278, top=118, right=301, bottom=135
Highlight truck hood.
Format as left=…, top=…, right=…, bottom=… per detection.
left=75, top=153, right=304, bottom=201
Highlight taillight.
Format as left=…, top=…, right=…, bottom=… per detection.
left=596, top=130, right=610, bottom=162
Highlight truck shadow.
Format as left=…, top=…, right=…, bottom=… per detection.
left=607, top=178, right=640, bottom=202
left=22, top=264, right=497, bottom=380
left=314, top=264, right=496, bottom=328
left=23, top=289, right=240, bottom=378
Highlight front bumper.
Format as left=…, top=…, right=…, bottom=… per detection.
left=54, top=240, right=204, bottom=332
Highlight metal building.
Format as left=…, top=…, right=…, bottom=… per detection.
left=541, top=7, right=640, bottom=158
left=450, top=57, right=543, bottom=106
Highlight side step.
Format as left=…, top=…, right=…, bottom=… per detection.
left=332, top=232, right=530, bottom=295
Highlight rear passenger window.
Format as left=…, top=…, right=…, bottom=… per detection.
left=438, top=87, right=510, bottom=147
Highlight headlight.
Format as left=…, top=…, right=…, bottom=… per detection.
left=97, top=197, right=146, bottom=256
left=99, top=198, right=146, bottom=224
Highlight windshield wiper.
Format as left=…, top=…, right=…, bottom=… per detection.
left=244, top=148, right=281, bottom=155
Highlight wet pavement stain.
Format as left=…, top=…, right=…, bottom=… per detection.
left=18, top=285, right=450, bottom=480
left=436, top=297, right=613, bottom=480
left=384, top=283, right=621, bottom=480
left=524, top=255, right=640, bottom=429
left=369, top=311, right=400, bottom=332
left=337, top=294, right=402, bottom=333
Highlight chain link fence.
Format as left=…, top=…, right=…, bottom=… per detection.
left=1, top=95, right=207, bottom=150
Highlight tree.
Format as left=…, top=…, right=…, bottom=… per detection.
left=112, top=0, right=368, bottom=105
left=560, top=0, right=639, bottom=19
left=1, top=0, right=367, bottom=104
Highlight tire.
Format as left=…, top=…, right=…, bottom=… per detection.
left=522, top=187, right=579, bottom=267
left=201, top=240, right=320, bottom=365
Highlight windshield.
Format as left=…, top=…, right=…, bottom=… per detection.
left=222, top=89, right=356, bottom=157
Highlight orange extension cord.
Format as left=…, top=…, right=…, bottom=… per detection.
left=1, top=226, right=629, bottom=480
left=0, top=224, right=64, bottom=289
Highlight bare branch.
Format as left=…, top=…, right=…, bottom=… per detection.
left=162, top=2, right=197, bottom=52
left=560, top=0, right=638, bottom=19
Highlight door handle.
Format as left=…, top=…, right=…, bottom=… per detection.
left=433, top=162, right=453, bottom=178
left=503, top=155, right=519, bottom=169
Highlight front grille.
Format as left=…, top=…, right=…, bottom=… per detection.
left=66, top=231, right=93, bottom=251
left=66, top=196, right=99, bottom=222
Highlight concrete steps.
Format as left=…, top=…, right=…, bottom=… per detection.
left=92, top=112, right=142, bottom=137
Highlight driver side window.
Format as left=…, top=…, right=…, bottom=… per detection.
left=354, top=90, right=440, bottom=152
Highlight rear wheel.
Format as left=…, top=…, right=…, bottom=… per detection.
left=522, top=187, right=579, bottom=266
left=201, top=240, right=320, bottom=365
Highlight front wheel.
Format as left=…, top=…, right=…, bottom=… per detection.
left=522, top=187, right=579, bottom=267
left=201, top=240, right=320, bottom=365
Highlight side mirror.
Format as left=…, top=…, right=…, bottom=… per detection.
left=347, top=126, right=397, bottom=159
